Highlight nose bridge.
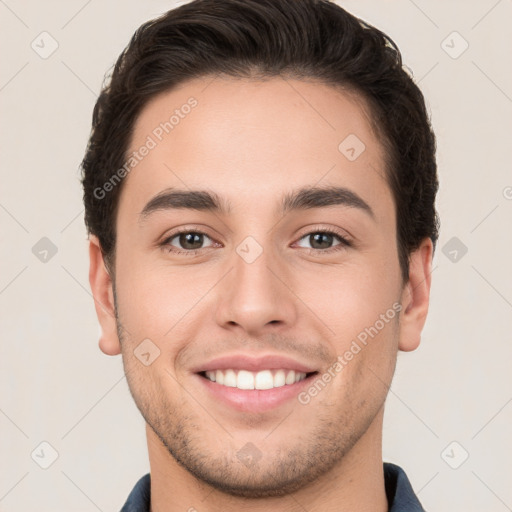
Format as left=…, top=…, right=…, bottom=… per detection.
left=215, top=236, right=297, bottom=334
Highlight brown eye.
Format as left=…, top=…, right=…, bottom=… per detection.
left=179, top=233, right=203, bottom=250
left=309, top=233, right=335, bottom=249
left=167, top=231, right=214, bottom=251
left=296, top=231, right=347, bottom=250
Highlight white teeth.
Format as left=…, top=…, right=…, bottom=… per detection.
left=255, top=370, right=273, bottom=390
left=274, top=369, right=286, bottom=387
left=223, top=369, right=237, bottom=387
left=285, top=370, right=296, bottom=385
left=237, top=370, right=255, bottom=389
left=204, top=369, right=308, bottom=389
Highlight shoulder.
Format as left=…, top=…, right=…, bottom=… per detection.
left=120, top=473, right=151, bottom=512
left=384, top=462, right=426, bottom=512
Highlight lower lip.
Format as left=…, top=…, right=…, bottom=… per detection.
left=196, top=373, right=317, bottom=413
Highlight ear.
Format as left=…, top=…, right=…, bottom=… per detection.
left=88, top=236, right=121, bottom=356
left=398, top=238, right=433, bottom=352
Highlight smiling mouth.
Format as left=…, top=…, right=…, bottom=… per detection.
left=199, top=369, right=319, bottom=390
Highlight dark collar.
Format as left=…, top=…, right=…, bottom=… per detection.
left=120, top=462, right=425, bottom=511
left=384, top=463, right=426, bottom=511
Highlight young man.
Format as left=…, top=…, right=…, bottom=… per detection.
left=82, top=0, right=438, bottom=510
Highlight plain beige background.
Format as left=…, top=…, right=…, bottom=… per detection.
left=1, top=0, right=511, bottom=510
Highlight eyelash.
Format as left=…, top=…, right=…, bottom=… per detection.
left=161, top=227, right=352, bottom=256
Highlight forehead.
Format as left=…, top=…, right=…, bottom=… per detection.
left=120, top=76, right=392, bottom=217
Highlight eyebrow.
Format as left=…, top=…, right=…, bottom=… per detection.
left=281, top=186, right=374, bottom=219
left=139, top=188, right=231, bottom=219
left=139, top=185, right=374, bottom=220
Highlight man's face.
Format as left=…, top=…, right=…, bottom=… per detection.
left=106, top=77, right=409, bottom=496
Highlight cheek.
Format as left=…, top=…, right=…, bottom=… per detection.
left=295, top=260, right=401, bottom=402
left=296, top=259, right=400, bottom=345
left=114, top=256, right=217, bottom=342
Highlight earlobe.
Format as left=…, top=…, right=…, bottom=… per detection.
left=88, top=236, right=121, bottom=356
left=398, top=238, right=433, bottom=352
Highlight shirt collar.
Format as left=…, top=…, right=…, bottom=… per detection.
left=120, top=463, right=425, bottom=511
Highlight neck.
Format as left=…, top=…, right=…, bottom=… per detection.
left=146, top=411, right=388, bottom=512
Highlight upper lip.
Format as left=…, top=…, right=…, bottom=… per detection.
left=192, top=354, right=319, bottom=374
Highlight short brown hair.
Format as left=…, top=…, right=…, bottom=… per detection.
left=81, top=0, right=439, bottom=280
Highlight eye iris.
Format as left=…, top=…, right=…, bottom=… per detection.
left=310, top=233, right=333, bottom=249
left=180, top=232, right=203, bottom=249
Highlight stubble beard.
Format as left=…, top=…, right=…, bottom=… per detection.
left=114, top=297, right=390, bottom=499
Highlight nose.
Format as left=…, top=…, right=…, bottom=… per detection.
left=214, top=242, right=298, bottom=336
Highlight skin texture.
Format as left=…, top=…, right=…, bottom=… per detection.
left=89, top=76, right=432, bottom=512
